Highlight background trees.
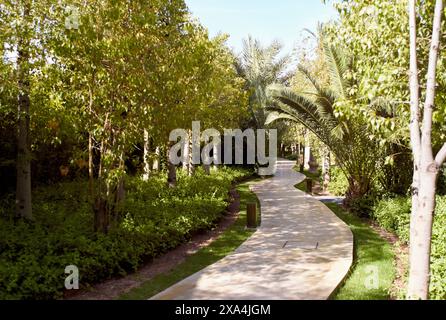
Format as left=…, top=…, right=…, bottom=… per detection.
left=0, top=0, right=247, bottom=231
left=266, top=33, right=386, bottom=208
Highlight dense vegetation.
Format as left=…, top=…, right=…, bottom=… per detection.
left=119, top=179, right=261, bottom=300
left=2, top=0, right=446, bottom=300
left=371, top=196, right=446, bottom=299
left=0, top=167, right=252, bottom=299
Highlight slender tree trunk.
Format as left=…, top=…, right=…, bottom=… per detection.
left=114, top=154, right=126, bottom=223
left=182, top=131, right=190, bottom=174
left=94, top=115, right=110, bottom=233
left=296, top=142, right=301, bottom=166
left=95, top=139, right=107, bottom=233
left=143, top=129, right=150, bottom=181
left=409, top=169, right=438, bottom=299
left=152, top=146, right=160, bottom=172
left=167, top=144, right=177, bottom=188
left=322, top=150, right=331, bottom=192
left=188, top=131, right=195, bottom=175
left=88, top=133, right=94, bottom=197
left=407, top=0, right=444, bottom=300
left=88, top=81, right=95, bottom=200
left=15, top=3, right=32, bottom=220
left=408, top=2, right=422, bottom=295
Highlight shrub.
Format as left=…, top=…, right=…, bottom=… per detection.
left=328, top=166, right=349, bottom=196
left=372, top=197, right=411, bottom=242
left=372, top=195, right=446, bottom=299
left=0, top=167, right=252, bottom=299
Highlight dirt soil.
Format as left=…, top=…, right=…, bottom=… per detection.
left=65, top=187, right=241, bottom=300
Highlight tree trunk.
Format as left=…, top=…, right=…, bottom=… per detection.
left=88, top=133, right=94, bottom=198
left=322, top=151, right=331, bottom=192
left=408, top=168, right=438, bottom=299
left=15, top=3, right=32, bottom=220
left=296, top=142, right=301, bottom=166
left=143, top=129, right=150, bottom=181
left=88, top=81, right=95, bottom=200
left=152, top=146, right=160, bottom=172
left=188, top=131, right=196, bottom=175
left=182, top=131, right=190, bottom=174
left=114, top=155, right=126, bottom=223
left=304, top=147, right=311, bottom=171
left=167, top=145, right=177, bottom=188
left=407, top=0, right=444, bottom=300
left=94, top=115, right=111, bottom=233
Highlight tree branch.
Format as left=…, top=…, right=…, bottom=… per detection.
left=421, top=0, right=444, bottom=161
left=409, top=0, right=421, bottom=161
left=436, top=143, right=446, bottom=167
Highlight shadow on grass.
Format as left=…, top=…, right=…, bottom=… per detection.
left=118, top=179, right=262, bottom=300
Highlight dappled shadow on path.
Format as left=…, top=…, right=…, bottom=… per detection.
left=151, top=159, right=353, bottom=300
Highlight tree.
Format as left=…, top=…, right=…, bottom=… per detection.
left=15, top=1, right=32, bottom=220
left=236, top=36, right=289, bottom=129
left=407, top=0, right=446, bottom=300
left=266, top=34, right=385, bottom=205
left=1, top=0, right=64, bottom=220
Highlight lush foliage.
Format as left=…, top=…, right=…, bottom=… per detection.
left=328, top=167, right=349, bottom=196
left=0, top=167, right=252, bottom=299
left=119, top=179, right=261, bottom=300
left=266, top=33, right=388, bottom=206
left=372, top=196, right=446, bottom=299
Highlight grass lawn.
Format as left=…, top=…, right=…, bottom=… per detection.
left=326, top=203, right=396, bottom=300
left=295, top=180, right=307, bottom=193
left=118, top=179, right=261, bottom=300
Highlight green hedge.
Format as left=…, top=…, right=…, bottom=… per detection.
left=0, top=167, right=252, bottom=300
left=372, top=196, right=446, bottom=299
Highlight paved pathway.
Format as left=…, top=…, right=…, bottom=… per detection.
left=151, top=159, right=353, bottom=300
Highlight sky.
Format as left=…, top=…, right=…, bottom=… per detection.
left=185, top=0, right=338, bottom=56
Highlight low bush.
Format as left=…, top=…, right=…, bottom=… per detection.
left=372, top=195, right=446, bottom=299
left=0, top=166, right=252, bottom=300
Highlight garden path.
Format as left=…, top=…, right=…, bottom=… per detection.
left=151, top=159, right=353, bottom=300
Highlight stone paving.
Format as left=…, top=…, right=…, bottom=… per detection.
left=151, top=159, right=353, bottom=300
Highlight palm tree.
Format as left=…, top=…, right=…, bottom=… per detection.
left=236, top=36, right=289, bottom=129
left=266, top=34, right=384, bottom=206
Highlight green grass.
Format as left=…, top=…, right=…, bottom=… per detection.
left=118, top=179, right=261, bottom=300
left=326, top=203, right=395, bottom=300
left=293, top=167, right=320, bottom=193
left=295, top=181, right=307, bottom=193
left=302, top=169, right=322, bottom=181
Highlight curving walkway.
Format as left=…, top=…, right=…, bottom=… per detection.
left=151, top=159, right=353, bottom=300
